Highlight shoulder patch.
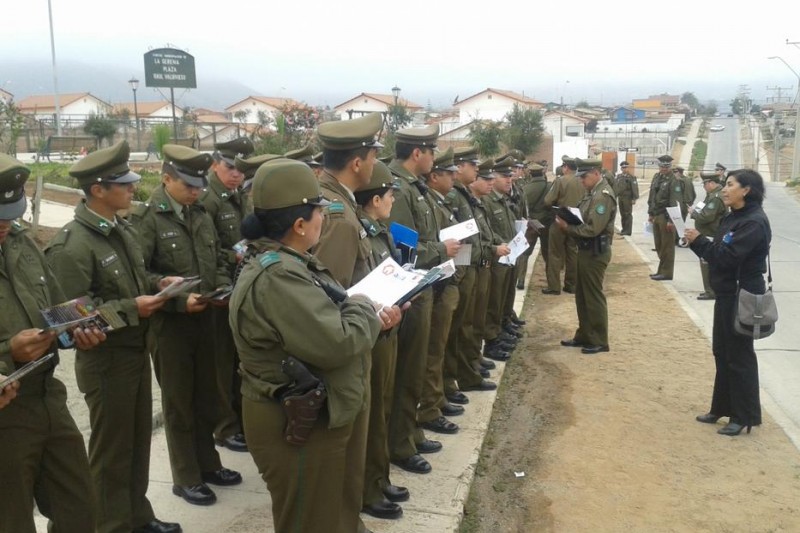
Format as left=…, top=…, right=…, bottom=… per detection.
left=258, top=251, right=281, bottom=269
left=328, top=201, right=345, bottom=215
left=596, top=204, right=606, bottom=215
left=707, top=200, right=715, bottom=209
left=674, top=185, right=682, bottom=192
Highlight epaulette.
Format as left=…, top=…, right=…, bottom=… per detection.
left=602, top=188, right=612, bottom=195
left=360, top=218, right=380, bottom=237
left=327, top=201, right=345, bottom=215
left=258, top=251, right=281, bottom=269
left=131, top=203, right=150, bottom=217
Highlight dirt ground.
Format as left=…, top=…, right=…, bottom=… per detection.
left=462, top=237, right=800, bottom=533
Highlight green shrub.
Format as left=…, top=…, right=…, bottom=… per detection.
left=152, top=125, right=172, bottom=158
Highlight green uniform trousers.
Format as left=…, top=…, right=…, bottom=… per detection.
left=149, top=310, right=223, bottom=486
left=546, top=223, right=577, bottom=292
left=517, top=225, right=550, bottom=286
left=503, top=264, right=518, bottom=322
left=466, top=267, right=492, bottom=378
left=244, top=397, right=364, bottom=533
left=573, top=249, right=612, bottom=346
left=700, top=259, right=715, bottom=296
left=444, top=267, right=482, bottom=394
left=485, top=264, right=513, bottom=342
left=653, top=214, right=675, bottom=278
left=363, top=332, right=398, bottom=507
left=76, top=347, right=155, bottom=532
left=418, top=283, right=459, bottom=423
left=211, top=307, right=242, bottom=442
left=388, top=287, right=433, bottom=460
left=0, top=373, right=96, bottom=533
left=618, top=198, right=634, bottom=235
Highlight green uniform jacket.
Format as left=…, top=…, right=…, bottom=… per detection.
left=315, top=172, right=371, bottom=288
left=360, top=215, right=400, bottom=268
left=0, top=223, right=63, bottom=376
left=508, top=181, right=528, bottom=219
left=691, top=185, right=727, bottom=237
left=649, top=171, right=685, bottom=217
left=544, top=173, right=584, bottom=209
left=482, top=191, right=516, bottom=241
left=447, top=183, right=484, bottom=265
left=199, top=173, right=250, bottom=277
left=566, top=179, right=618, bottom=240
left=228, top=239, right=381, bottom=428
left=474, top=198, right=500, bottom=264
left=613, top=172, right=639, bottom=200
left=522, top=176, right=552, bottom=223
left=45, top=201, right=150, bottom=350
left=129, top=185, right=231, bottom=313
left=681, top=175, right=696, bottom=206
left=388, top=160, right=446, bottom=269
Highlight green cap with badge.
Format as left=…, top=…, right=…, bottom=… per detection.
left=395, top=124, right=439, bottom=147
left=214, top=137, right=255, bottom=165
left=251, top=159, right=331, bottom=210
left=284, top=143, right=317, bottom=164
left=492, top=157, right=515, bottom=176
left=453, top=145, right=480, bottom=164
left=527, top=162, right=545, bottom=176
left=433, top=147, right=458, bottom=172
left=700, top=171, right=720, bottom=183
left=574, top=158, right=603, bottom=176
left=69, top=140, right=140, bottom=187
left=477, top=158, right=496, bottom=179
left=715, top=162, right=726, bottom=172
left=235, top=153, right=284, bottom=179
left=317, top=112, right=384, bottom=150
left=361, top=160, right=400, bottom=193
left=162, top=144, right=213, bottom=188
left=657, top=154, right=674, bottom=167
left=0, top=154, right=30, bottom=220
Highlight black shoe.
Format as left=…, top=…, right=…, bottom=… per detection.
left=133, top=518, right=182, bottom=533
left=441, top=402, right=465, bottom=417
left=581, top=345, right=610, bottom=354
left=479, top=357, right=496, bottom=370
left=541, top=288, right=561, bottom=295
left=362, top=498, right=403, bottom=520
left=415, top=438, right=443, bottom=454
left=391, top=454, right=432, bottom=474
left=651, top=248, right=657, bottom=251
left=172, top=484, right=216, bottom=506
left=563, top=287, right=575, bottom=294
left=650, top=274, right=672, bottom=281
left=497, top=332, right=519, bottom=343
left=420, top=416, right=459, bottom=434
left=485, top=350, right=511, bottom=362
left=447, top=391, right=469, bottom=405
left=479, top=367, right=490, bottom=378
left=200, top=468, right=242, bottom=486
left=696, top=293, right=716, bottom=301
left=516, top=281, right=525, bottom=290
left=695, top=413, right=722, bottom=424
left=503, top=325, right=523, bottom=338
left=382, top=484, right=410, bottom=503
left=511, top=317, right=526, bottom=326
left=214, top=433, right=247, bottom=452
left=462, top=379, right=497, bottom=391
left=560, top=338, right=585, bottom=348
left=718, top=422, right=752, bottom=436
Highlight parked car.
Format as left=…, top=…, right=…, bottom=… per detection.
left=710, top=124, right=725, bottom=132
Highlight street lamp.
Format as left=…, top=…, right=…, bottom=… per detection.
left=768, top=56, right=800, bottom=180
left=391, top=85, right=401, bottom=131
left=128, top=77, right=141, bottom=152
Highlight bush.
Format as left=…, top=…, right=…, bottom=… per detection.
left=689, top=140, right=708, bottom=171
left=152, top=125, right=172, bottom=158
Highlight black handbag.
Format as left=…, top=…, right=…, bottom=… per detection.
left=734, top=252, right=778, bottom=340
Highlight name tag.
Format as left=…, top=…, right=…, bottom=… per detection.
left=159, top=230, right=179, bottom=239
left=220, top=212, right=236, bottom=221
left=100, top=253, right=118, bottom=267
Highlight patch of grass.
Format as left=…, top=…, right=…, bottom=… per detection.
left=689, top=140, right=708, bottom=172
left=28, top=161, right=163, bottom=202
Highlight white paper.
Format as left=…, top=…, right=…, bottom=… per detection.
left=665, top=205, right=686, bottom=235
left=515, top=219, right=527, bottom=234
left=567, top=207, right=584, bottom=224
left=346, top=257, right=425, bottom=308
left=643, top=221, right=653, bottom=235
left=693, top=200, right=706, bottom=211
left=155, top=276, right=202, bottom=299
left=454, top=243, right=472, bottom=266
left=499, top=229, right=530, bottom=265
left=437, top=259, right=457, bottom=280
left=439, top=218, right=480, bottom=242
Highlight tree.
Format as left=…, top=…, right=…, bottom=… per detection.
left=0, top=99, right=25, bottom=155
left=83, top=113, right=117, bottom=147
left=586, top=119, right=598, bottom=133
left=387, top=103, right=412, bottom=132
left=255, top=101, right=323, bottom=154
left=575, top=100, right=589, bottom=108
left=681, top=92, right=700, bottom=110
left=501, top=104, right=545, bottom=156
left=468, top=119, right=503, bottom=157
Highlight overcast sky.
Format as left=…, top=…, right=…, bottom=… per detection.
left=3, top=0, right=800, bottom=109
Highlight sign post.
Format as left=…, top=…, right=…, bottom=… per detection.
left=143, top=48, right=197, bottom=141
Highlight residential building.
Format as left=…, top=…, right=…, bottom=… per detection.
left=454, top=88, right=544, bottom=123
left=332, top=92, right=424, bottom=121
left=225, top=96, right=302, bottom=125
left=16, top=92, right=113, bottom=125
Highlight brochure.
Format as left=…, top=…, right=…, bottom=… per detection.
left=155, top=276, right=202, bottom=299
left=554, top=206, right=584, bottom=225
left=0, top=353, right=56, bottom=389
left=346, top=258, right=456, bottom=308
left=499, top=229, right=530, bottom=265
left=40, top=296, right=126, bottom=336
left=439, top=218, right=479, bottom=242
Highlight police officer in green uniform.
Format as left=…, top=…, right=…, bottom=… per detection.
left=543, top=156, right=583, bottom=294
left=517, top=162, right=551, bottom=289
left=387, top=124, right=460, bottom=474
left=691, top=171, right=728, bottom=300
left=417, top=147, right=462, bottom=436
left=236, top=153, right=284, bottom=214
left=201, top=137, right=255, bottom=453
left=0, top=154, right=103, bottom=532
left=45, top=141, right=181, bottom=533
left=227, top=159, right=391, bottom=533
left=648, top=155, right=684, bottom=280
left=674, top=166, right=696, bottom=221
left=353, top=161, right=407, bottom=520
left=612, top=161, right=639, bottom=235
left=130, top=145, right=242, bottom=506
left=557, top=159, right=617, bottom=354
left=443, top=147, right=495, bottom=404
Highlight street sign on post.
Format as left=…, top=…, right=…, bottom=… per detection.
left=143, top=48, right=196, bottom=88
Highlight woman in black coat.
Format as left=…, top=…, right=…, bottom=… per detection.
left=684, top=169, right=771, bottom=436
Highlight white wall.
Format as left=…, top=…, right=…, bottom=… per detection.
left=335, top=97, right=389, bottom=121
left=457, top=93, right=522, bottom=123
left=543, top=114, right=585, bottom=141
left=228, top=100, right=279, bottom=124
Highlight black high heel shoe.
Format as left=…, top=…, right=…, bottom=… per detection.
left=717, top=422, right=752, bottom=436
left=695, top=413, right=721, bottom=424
